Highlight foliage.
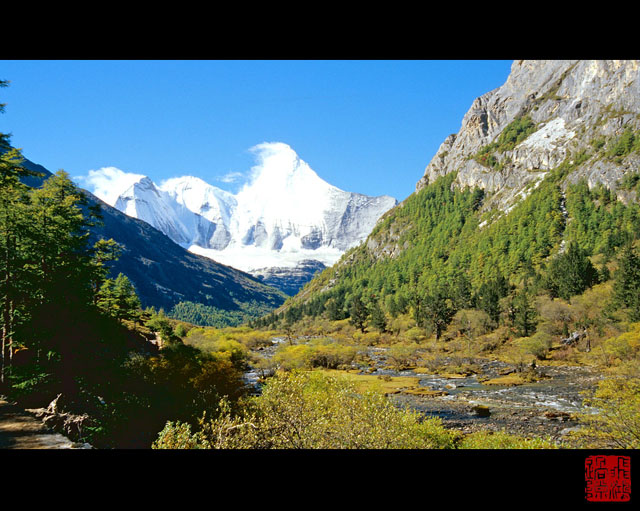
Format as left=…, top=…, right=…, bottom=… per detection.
left=272, top=339, right=358, bottom=371
left=414, top=286, right=455, bottom=341
left=512, top=286, right=537, bottom=338
left=575, top=376, right=640, bottom=449
left=348, top=293, right=368, bottom=333
left=368, top=298, right=388, bottom=332
left=606, top=127, right=640, bottom=160
left=544, top=242, right=599, bottom=300
left=473, top=114, right=537, bottom=169
left=169, top=300, right=277, bottom=328
left=601, top=323, right=640, bottom=364
left=0, top=87, right=253, bottom=446
left=619, top=171, right=640, bottom=192
left=611, top=243, right=640, bottom=321
left=153, top=370, right=460, bottom=449
left=459, top=430, right=557, bottom=449
left=518, top=331, right=553, bottom=360
left=98, top=273, right=142, bottom=323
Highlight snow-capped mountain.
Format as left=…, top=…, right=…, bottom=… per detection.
left=90, top=142, right=397, bottom=273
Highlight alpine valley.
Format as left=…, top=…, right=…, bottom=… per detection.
left=2, top=61, right=640, bottom=454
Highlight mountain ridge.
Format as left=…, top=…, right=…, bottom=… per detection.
left=417, top=60, right=640, bottom=212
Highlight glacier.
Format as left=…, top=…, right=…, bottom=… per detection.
left=87, top=142, right=397, bottom=272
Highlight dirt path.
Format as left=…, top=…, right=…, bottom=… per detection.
left=0, top=396, right=88, bottom=449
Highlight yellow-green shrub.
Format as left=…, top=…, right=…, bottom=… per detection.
left=574, top=376, right=640, bottom=449
left=602, top=323, right=640, bottom=364
left=518, top=331, right=553, bottom=360
left=153, top=371, right=460, bottom=449
left=459, top=430, right=557, bottom=449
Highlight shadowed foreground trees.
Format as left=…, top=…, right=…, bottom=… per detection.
left=0, top=143, right=248, bottom=447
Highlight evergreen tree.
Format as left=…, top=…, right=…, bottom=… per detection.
left=368, top=298, right=387, bottom=332
left=416, top=287, right=455, bottom=341
left=450, top=272, right=473, bottom=310
left=146, top=309, right=179, bottom=345
left=89, top=238, right=123, bottom=304
left=113, top=273, right=142, bottom=323
left=0, top=147, right=36, bottom=383
left=512, top=286, right=537, bottom=337
left=349, top=293, right=368, bottom=333
left=475, top=274, right=509, bottom=324
left=545, top=242, right=598, bottom=300
left=97, top=278, right=117, bottom=317
left=325, top=293, right=347, bottom=321
left=0, top=82, right=45, bottom=384
left=612, top=243, right=640, bottom=321
left=28, top=170, right=96, bottom=307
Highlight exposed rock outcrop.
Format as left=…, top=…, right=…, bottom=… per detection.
left=249, top=259, right=327, bottom=296
left=417, top=60, right=640, bottom=212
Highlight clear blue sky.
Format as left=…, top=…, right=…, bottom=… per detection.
left=0, top=60, right=513, bottom=201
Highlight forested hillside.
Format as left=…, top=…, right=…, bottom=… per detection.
left=263, top=160, right=640, bottom=331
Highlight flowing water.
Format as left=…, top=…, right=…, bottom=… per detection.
left=244, top=338, right=603, bottom=439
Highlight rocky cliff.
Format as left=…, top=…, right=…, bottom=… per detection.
left=417, top=60, right=640, bottom=211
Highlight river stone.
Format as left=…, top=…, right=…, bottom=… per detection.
left=472, top=405, right=491, bottom=417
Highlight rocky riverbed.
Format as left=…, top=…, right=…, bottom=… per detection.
left=365, top=351, right=601, bottom=443
left=245, top=338, right=603, bottom=444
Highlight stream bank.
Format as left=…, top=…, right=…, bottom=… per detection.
left=0, top=396, right=91, bottom=449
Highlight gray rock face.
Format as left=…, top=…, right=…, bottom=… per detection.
left=417, top=60, right=640, bottom=211
left=249, top=259, right=327, bottom=296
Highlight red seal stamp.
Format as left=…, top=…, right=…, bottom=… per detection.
left=585, top=455, right=631, bottom=502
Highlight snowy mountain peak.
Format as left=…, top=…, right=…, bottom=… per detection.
left=248, top=142, right=319, bottom=179
left=87, top=142, right=397, bottom=272
left=160, top=175, right=237, bottom=226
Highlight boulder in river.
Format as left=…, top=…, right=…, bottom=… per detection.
left=472, top=405, right=491, bottom=417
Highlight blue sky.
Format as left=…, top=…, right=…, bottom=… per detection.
left=0, top=60, right=513, bottom=201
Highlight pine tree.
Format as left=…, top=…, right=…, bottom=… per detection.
left=545, top=242, right=598, bottom=300
left=512, top=286, right=537, bottom=337
left=325, top=295, right=346, bottom=321
left=0, top=147, right=35, bottom=383
left=475, top=274, right=509, bottom=324
left=612, top=243, right=640, bottom=321
left=349, top=293, right=368, bottom=333
left=89, top=238, right=123, bottom=304
left=0, top=82, right=45, bottom=383
left=98, top=273, right=141, bottom=323
left=97, top=278, right=117, bottom=317
left=368, top=298, right=387, bottom=332
left=416, top=287, right=455, bottom=341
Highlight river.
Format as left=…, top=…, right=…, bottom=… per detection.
left=243, top=337, right=603, bottom=442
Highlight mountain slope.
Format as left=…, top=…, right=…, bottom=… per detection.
left=417, top=60, right=640, bottom=210
left=18, top=156, right=287, bottom=317
left=275, top=59, right=640, bottom=321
